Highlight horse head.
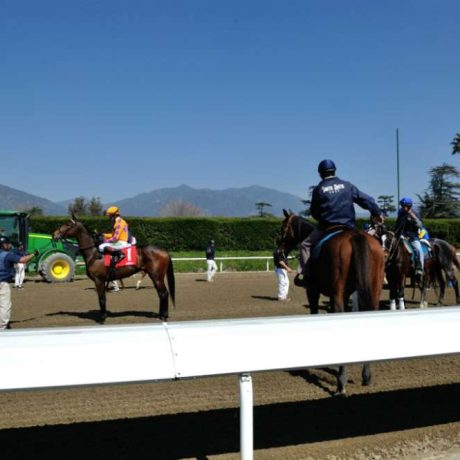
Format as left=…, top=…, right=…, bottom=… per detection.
left=52, top=214, right=81, bottom=241
left=280, top=209, right=315, bottom=255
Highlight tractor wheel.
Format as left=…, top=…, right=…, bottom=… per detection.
left=41, top=253, right=75, bottom=283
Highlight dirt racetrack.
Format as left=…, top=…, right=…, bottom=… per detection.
left=1, top=272, right=459, bottom=460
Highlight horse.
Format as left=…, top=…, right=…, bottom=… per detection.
left=380, top=230, right=433, bottom=309
left=429, top=238, right=460, bottom=305
left=53, top=215, right=175, bottom=324
left=279, top=210, right=385, bottom=395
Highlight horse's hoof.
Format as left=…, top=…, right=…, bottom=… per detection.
left=333, top=389, right=347, bottom=397
left=158, top=316, right=168, bottom=322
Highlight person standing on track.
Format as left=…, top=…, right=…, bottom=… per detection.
left=205, top=240, right=217, bottom=282
left=273, top=246, right=292, bottom=301
left=0, top=236, right=37, bottom=330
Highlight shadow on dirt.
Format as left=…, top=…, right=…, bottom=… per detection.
left=251, top=295, right=279, bottom=301
left=45, top=310, right=158, bottom=322
left=1, top=383, right=458, bottom=459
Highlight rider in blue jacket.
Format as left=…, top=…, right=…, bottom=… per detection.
left=296, top=159, right=384, bottom=286
left=395, top=197, right=424, bottom=278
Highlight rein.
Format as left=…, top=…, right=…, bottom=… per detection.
left=384, top=231, right=401, bottom=264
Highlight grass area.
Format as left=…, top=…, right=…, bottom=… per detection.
left=74, top=250, right=300, bottom=274
left=170, top=250, right=300, bottom=273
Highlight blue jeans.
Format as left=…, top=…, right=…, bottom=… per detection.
left=410, top=239, right=424, bottom=272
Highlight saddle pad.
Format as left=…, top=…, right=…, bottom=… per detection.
left=312, top=230, right=343, bottom=259
left=402, top=239, right=413, bottom=256
left=104, top=246, right=138, bottom=268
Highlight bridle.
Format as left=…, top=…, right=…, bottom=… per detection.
left=281, top=213, right=296, bottom=242
left=383, top=230, right=400, bottom=263
left=55, top=220, right=96, bottom=253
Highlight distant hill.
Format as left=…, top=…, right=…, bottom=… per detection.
left=111, top=185, right=304, bottom=217
left=3, top=184, right=304, bottom=217
left=0, top=184, right=67, bottom=215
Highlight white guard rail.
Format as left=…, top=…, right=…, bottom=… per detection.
left=172, top=256, right=275, bottom=272
left=1, top=307, right=460, bottom=459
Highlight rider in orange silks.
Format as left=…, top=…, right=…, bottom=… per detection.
left=98, top=206, right=130, bottom=266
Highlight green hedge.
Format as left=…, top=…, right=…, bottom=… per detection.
left=30, top=216, right=460, bottom=252
left=30, top=217, right=282, bottom=251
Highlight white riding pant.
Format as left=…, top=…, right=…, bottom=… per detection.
left=15, top=263, right=25, bottom=287
left=0, top=281, right=12, bottom=330
left=98, top=241, right=131, bottom=252
left=206, top=259, right=217, bottom=281
left=275, top=267, right=290, bottom=300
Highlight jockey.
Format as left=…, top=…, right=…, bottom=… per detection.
left=395, top=197, right=424, bottom=278
left=98, top=206, right=130, bottom=264
left=296, top=159, right=384, bottom=286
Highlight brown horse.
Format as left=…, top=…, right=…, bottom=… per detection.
left=279, top=210, right=385, bottom=395
left=53, top=215, right=175, bottom=324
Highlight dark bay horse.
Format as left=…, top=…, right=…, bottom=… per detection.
left=53, top=216, right=175, bottom=323
left=381, top=231, right=432, bottom=309
left=280, top=210, right=385, bottom=395
left=430, top=238, right=460, bottom=305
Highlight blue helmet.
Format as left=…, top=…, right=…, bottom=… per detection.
left=399, top=197, right=413, bottom=207
left=318, top=159, right=336, bottom=174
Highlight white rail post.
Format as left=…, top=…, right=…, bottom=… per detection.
left=239, top=373, right=254, bottom=460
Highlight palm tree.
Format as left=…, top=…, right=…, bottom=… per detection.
left=451, top=133, right=460, bottom=154
left=255, top=202, right=272, bottom=217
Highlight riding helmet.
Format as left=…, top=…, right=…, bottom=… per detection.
left=0, top=235, right=10, bottom=245
left=317, top=159, right=336, bottom=174
left=399, top=197, right=413, bottom=207
left=106, top=206, right=120, bottom=216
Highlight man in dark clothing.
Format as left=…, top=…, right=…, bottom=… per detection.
left=296, top=159, right=384, bottom=286
left=205, top=240, right=217, bottom=282
left=0, top=236, right=36, bottom=329
left=273, top=246, right=292, bottom=301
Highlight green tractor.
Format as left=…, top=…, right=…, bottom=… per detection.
left=0, top=210, right=80, bottom=283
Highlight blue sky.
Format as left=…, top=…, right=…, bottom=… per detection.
left=1, top=1, right=459, bottom=208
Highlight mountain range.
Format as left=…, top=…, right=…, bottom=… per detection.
left=1, top=184, right=304, bottom=217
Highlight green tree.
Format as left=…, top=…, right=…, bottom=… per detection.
left=417, top=163, right=460, bottom=218
left=255, top=202, right=272, bottom=217
left=88, top=197, right=103, bottom=216
left=377, top=195, right=396, bottom=216
left=23, top=206, right=44, bottom=216
left=451, top=133, right=460, bottom=154
left=68, top=196, right=87, bottom=216
left=300, top=186, right=315, bottom=217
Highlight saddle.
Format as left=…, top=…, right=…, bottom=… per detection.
left=312, top=229, right=345, bottom=259
left=103, top=245, right=138, bottom=268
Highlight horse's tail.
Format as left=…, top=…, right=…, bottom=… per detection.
left=167, top=254, right=176, bottom=307
left=450, top=245, right=460, bottom=272
left=351, top=233, right=373, bottom=311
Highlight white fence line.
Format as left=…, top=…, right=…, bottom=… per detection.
left=172, top=256, right=274, bottom=272
left=1, top=307, right=460, bottom=459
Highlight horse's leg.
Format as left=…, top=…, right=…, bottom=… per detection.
left=397, top=275, right=405, bottom=310
left=306, top=286, right=320, bottom=315
left=419, top=271, right=429, bottom=309
left=95, top=279, right=107, bottom=324
left=148, top=272, right=169, bottom=321
left=451, top=277, right=460, bottom=304
left=362, top=364, right=372, bottom=386
left=387, top=269, right=398, bottom=310
left=336, top=366, right=347, bottom=396
left=443, top=266, right=460, bottom=304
